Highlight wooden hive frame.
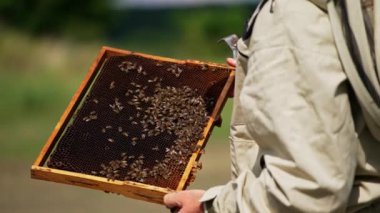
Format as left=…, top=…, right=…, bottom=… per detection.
left=30, top=46, right=235, bottom=204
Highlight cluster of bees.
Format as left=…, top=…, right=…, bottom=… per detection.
left=82, top=111, right=98, bottom=122
left=81, top=60, right=209, bottom=184
left=146, top=85, right=208, bottom=166
left=91, top=153, right=148, bottom=183
left=118, top=61, right=147, bottom=76
left=166, top=64, right=183, bottom=78
left=119, top=59, right=185, bottom=79
left=109, top=97, right=124, bottom=114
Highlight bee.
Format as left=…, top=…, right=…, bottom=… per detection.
left=152, top=146, right=159, bottom=151
left=193, top=144, right=202, bottom=152
left=155, top=82, right=161, bottom=88
left=149, top=77, right=159, bottom=83
left=109, top=81, right=115, bottom=89
left=121, top=161, right=128, bottom=168
left=156, top=62, right=163, bottom=67
left=122, top=132, right=129, bottom=138
left=115, top=98, right=123, bottom=107
left=109, top=98, right=124, bottom=113
left=141, top=134, right=146, bottom=140
left=93, top=98, right=99, bottom=104
left=197, top=162, right=203, bottom=170
left=106, top=174, right=113, bottom=180
left=200, top=64, right=209, bottom=71
left=106, top=125, right=112, bottom=129
left=107, top=138, right=115, bottom=143
left=125, top=91, right=131, bottom=97
left=137, top=65, right=143, bottom=73
left=101, top=128, right=106, bottom=133
left=118, top=126, right=123, bottom=132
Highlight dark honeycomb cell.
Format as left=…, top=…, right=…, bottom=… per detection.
left=47, top=55, right=231, bottom=190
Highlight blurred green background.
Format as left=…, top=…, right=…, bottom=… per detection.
left=0, top=0, right=257, bottom=212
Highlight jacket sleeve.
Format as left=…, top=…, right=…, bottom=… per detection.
left=201, top=0, right=359, bottom=212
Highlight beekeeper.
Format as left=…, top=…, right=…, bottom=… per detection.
left=164, top=0, right=380, bottom=212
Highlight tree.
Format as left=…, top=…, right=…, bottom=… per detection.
left=0, top=0, right=111, bottom=39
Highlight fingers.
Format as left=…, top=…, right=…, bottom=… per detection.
left=170, top=207, right=180, bottom=213
left=226, top=58, right=236, bottom=67
left=215, top=115, right=223, bottom=127
left=164, top=192, right=182, bottom=209
left=163, top=190, right=205, bottom=213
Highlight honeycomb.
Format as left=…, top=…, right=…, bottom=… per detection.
left=47, top=54, right=231, bottom=190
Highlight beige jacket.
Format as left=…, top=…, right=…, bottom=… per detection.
left=200, top=0, right=380, bottom=212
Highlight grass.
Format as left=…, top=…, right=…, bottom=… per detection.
left=0, top=71, right=74, bottom=159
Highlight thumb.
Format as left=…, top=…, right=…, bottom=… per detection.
left=164, top=192, right=182, bottom=209
left=226, top=58, right=236, bottom=67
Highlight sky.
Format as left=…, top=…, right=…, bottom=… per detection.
left=114, top=0, right=258, bottom=8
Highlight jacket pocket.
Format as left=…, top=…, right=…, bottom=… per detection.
left=229, top=124, right=262, bottom=179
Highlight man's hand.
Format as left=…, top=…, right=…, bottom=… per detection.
left=163, top=190, right=205, bottom=213
left=226, top=58, right=236, bottom=67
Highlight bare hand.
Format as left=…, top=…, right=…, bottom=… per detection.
left=226, top=58, right=236, bottom=67
left=163, top=190, right=205, bottom=213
